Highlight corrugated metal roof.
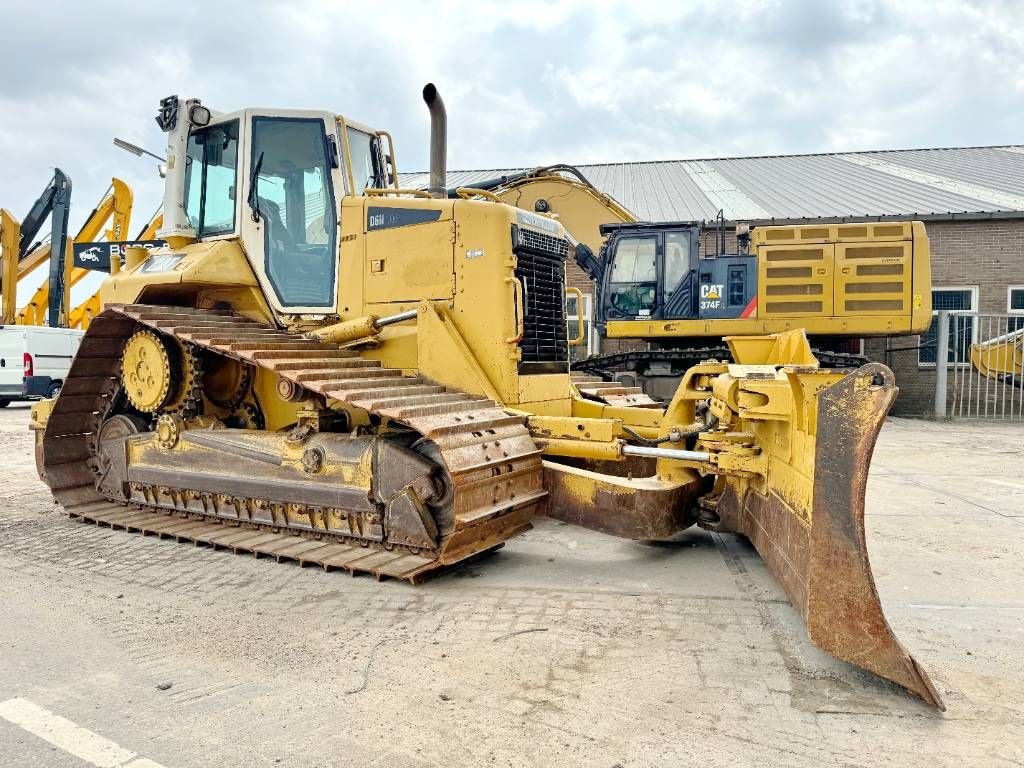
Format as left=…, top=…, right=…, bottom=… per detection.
left=398, top=145, right=1024, bottom=223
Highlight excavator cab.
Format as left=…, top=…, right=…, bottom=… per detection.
left=595, top=221, right=757, bottom=327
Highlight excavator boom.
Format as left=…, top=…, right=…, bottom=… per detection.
left=0, top=169, right=72, bottom=325
left=2, top=176, right=136, bottom=329
left=16, top=179, right=134, bottom=328
left=971, top=328, right=1023, bottom=383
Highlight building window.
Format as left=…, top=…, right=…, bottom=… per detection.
left=919, top=286, right=977, bottom=367
left=1009, top=286, right=1024, bottom=332
left=566, top=291, right=597, bottom=362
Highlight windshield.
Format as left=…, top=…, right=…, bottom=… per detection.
left=250, top=116, right=337, bottom=307
left=346, top=126, right=381, bottom=194
left=184, top=120, right=239, bottom=236
left=607, top=235, right=657, bottom=316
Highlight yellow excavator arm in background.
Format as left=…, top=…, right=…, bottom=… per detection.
left=479, top=166, right=637, bottom=254
left=971, top=328, right=1023, bottom=381
left=14, top=179, right=134, bottom=327
left=67, top=212, right=163, bottom=330
left=0, top=209, right=19, bottom=323
left=1, top=170, right=72, bottom=325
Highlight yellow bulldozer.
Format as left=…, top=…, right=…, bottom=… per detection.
left=31, top=85, right=942, bottom=709
left=467, top=166, right=932, bottom=401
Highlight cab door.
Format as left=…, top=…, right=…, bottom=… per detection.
left=660, top=228, right=699, bottom=320
left=239, top=111, right=346, bottom=315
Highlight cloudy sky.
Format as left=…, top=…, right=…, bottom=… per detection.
left=0, top=0, right=1021, bottom=302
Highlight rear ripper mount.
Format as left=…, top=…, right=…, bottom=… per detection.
left=38, top=304, right=547, bottom=582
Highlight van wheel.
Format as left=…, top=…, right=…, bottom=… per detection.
left=47, top=382, right=62, bottom=399
left=0, top=399, right=9, bottom=408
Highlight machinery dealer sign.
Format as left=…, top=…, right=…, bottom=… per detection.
left=73, top=240, right=167, bottom=272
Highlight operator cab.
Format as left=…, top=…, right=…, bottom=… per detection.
left=156, top=96, right=395, bottom=316
left=590, top=221, right=757, bottom=328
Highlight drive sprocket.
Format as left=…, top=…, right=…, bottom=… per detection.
left=121, top=329, right=202, bottom=417
left=121, top=329, right=175, bottom=413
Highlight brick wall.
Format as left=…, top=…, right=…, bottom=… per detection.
left=865, top=218, right=1024, bottom=415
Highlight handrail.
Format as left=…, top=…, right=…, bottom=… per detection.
left=363, top=188, right=433, bottom=199
left=566, top=287, right=586, bottom=347
left=376, top=130, right=400, bottom=190
left=455, top=187, right=502, bottom=203
left=506, top=276, right=525, bottom=344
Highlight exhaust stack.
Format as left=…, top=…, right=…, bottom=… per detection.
left=422, top=83, right=447, bottom=198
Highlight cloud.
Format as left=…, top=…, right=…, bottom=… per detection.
left=0, top=0, right=1020, bottom=296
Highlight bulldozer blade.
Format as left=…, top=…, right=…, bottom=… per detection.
left=714, top=364, right=944, bottom=709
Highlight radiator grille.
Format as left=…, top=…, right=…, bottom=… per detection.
left=514, top=228, right=569, bottom=374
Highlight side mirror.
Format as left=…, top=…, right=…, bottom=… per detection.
left=327, top=135, right=340, bottom=169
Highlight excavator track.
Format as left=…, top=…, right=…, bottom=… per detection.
left=40, top=304, right=547, bottom=583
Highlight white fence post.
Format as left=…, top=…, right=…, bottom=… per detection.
left=934, top=310, right=949, bottom=420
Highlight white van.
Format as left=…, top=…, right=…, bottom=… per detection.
left=0, top=325, right=84, bottom=406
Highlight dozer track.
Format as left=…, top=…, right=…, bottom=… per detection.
left=39, top=304, right=547, bottom=583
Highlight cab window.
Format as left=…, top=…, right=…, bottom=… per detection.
left=607, top=236, right=656, bottom=316
left=346, top=127, right=382, bottom=194
left=664, top=231, right=691, bottom=298
left=184, top=120, right=239, bottom=236
left=250, top=117, right=337, bottom=307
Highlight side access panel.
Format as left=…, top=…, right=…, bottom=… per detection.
left=833, top=222, right=913, bottom=318
left=757, top=240, right=835, bottom=318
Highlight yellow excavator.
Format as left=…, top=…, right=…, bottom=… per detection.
left=31, top=85, right=942, bottom=709
left=65, top=211, right=165, bottom=330
left=1, top=175, right=154, bottom=330
left=469, top=166, right=932, bottom=401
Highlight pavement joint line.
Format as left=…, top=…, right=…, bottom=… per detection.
left=895, top=475, right=1023, bottom=521
left=0, top=697, right=166, bottom=768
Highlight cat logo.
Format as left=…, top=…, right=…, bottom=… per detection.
left=700, top=282, right=723, bottom=311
